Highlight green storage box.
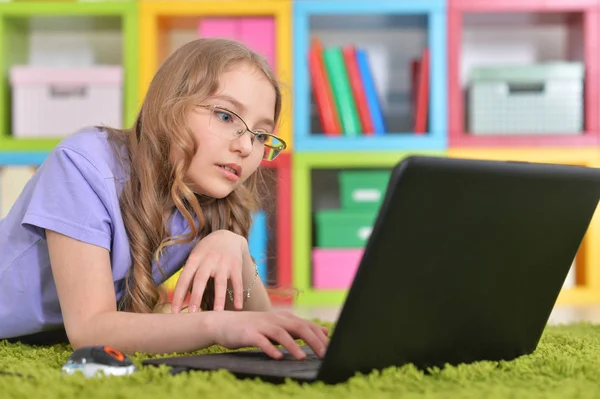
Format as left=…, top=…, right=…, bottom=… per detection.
left=339, top=170, right=391, bottom=211
left=315, top=209, right=377, bottom=248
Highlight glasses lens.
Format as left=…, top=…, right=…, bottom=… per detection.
left=262, top=136, right=285, bottom=161
left=209, top=107, right=246, bottom=139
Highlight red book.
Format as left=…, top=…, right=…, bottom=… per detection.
left=414, top=48, right=430, bottom=134
left=343, top=45, right=375, bottom=135
left=308, top=38, right=341, bottom=135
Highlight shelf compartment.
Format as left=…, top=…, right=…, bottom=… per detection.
left=448, top=147, right=600, bottom=305
left=293, top=0, right=447, bottom=152
left=139, top=0, right=292, bottom=149
left=0, top=1, right=138, bottom=151
left=292, top=150, right=443, bottom=306
left=448, top=7, right=599, bottom=147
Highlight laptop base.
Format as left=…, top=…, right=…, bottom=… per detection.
left=143, top=346, right=321, bottom=383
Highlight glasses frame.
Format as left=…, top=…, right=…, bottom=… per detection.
left=197, top=104, right=287, bottom=161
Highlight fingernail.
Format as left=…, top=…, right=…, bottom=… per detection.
left=189, top=305, right=197, bottom=313
left=320, top=347, right=326, bottom=357
left=171, top=306, right=180, bottom=313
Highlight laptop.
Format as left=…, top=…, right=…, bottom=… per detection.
left=143, top=155, right=600, bottom=384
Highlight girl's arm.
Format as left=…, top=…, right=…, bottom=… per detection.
left=224, top=250, right=272, bottom=312
left=47, top=229, right=329, bottom=359
left=46, top=229, right=219, bottom=354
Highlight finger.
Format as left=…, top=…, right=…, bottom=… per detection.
left=313, top=324, right=330, bottom=348
left=171, top=265, right=198, bottom=313
left=266, top=326, right=306, bottom=360
left=212, top=271, right=229, bottom=311
left=228, top=266, right=244, bottom=310
left=286, top=320, right=327, bottom=358
left=279, top=313, right=329, bottom=342
left=188, top=269, right=213, bottom=312
left=252, top=334, right=284, bottom=360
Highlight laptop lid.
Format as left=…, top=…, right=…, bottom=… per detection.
left=316, top=155, right=600, bottom=383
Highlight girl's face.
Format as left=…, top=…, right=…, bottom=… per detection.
left=183, top=63, right=277, bottom=198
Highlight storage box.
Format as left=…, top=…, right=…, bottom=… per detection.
left=315, top=209, right=377, bottom=247
left=10, top=66, right=123, bottom=137
left=468, top=62, right=584, bottom=135
left=339, top=170, right=391, bottom=211
left=312, top=248, right=363, bottom=289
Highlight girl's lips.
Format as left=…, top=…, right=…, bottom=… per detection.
left=216, top=164, right=239, bottom=182
left=219, top=163, right=242, bottom=176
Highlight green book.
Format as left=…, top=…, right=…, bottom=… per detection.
left=323, top=47, right=362, bottom=136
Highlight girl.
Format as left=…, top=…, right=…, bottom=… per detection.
left=0, top=38, right=328, bottom=361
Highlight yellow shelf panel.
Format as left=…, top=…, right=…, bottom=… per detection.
left=447, top=147, right=600, bottom=166
left=139, top=0, right=293, bottom=149
left=557, top=287, right=600, bottom=305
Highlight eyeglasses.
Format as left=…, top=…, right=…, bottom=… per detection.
left=197, top=104, right=286, bottom=161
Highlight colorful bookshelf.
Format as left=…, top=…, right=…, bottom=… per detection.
left=448, top=147, right=600, bottom=305
left=292, top=151, right=443, bottom=306
left=0, top=0, right=139, bottom=157
left=292, top=0, right=447, bottom=152
left=448, top=0, right=599, bottom=148
left=0, top=0, right=599, bottom=309
left=138, top=0, right=293, bottom=150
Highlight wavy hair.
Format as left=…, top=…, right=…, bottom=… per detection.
left=105, top=38, right=282, bottom=313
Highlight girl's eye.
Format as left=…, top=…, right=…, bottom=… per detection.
left=215, top=110, right=233, bottom=123
left=255, top=133, right=269, bottom=144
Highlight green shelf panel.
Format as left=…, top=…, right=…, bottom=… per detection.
left=295, top=289, right=349, bottom=307
left=0, top=1, right=135, bottom=16
left=0, top=136, right=60, bottom=151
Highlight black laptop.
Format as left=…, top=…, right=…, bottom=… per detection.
left=143, top=155, right=600, bottom=384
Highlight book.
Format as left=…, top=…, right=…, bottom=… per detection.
left=309, top=38, right=342, bottom=135
left=355, top=48, right=387, bottom=135
left=343, top=45, right=375, bottom=135
left=414, top=48, right=430, bottom=134
left=323, top=46, right=362, bottom=136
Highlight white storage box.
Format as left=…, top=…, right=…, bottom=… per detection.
left=468, top=62, right=584, bottom=135
left=10, top=66, right=123, bottom=137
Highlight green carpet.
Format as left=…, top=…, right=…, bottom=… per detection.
left=1, top=322, right=600, bottom=399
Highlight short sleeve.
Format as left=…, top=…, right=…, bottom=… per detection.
left=21, top=146, right=113, bottom=250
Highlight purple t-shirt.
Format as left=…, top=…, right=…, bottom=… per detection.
left=0, top=127, right=195, bottom=339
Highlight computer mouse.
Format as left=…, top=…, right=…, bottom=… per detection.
left=62, top=346, right=137, bottom=378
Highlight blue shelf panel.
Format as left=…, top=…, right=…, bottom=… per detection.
left=249, top=210, right=269, bottom=284
left=294, top=134, right=446, bottom=152
left=293, top=0, right=448, bottom=152
left=294, top=0, right=446, bottom=14
left=0, top=152, right=47, bottom=165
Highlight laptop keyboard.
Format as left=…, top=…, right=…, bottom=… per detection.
left=232, top=346, right=322, bottom=373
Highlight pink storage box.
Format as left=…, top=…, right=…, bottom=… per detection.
left=10, top=66, right=123, bottom=137
left=312, top=248, right=364, bottom=289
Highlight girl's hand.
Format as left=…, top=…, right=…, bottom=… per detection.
left=171, top=230, right=247, bottom=313
left=211, top=310, right=330, bottom=360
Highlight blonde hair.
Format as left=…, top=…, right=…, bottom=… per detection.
left=105, top=38, right=282, bottom=313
